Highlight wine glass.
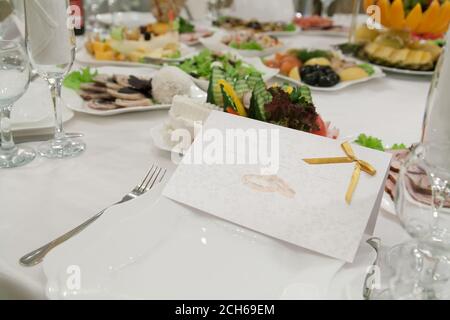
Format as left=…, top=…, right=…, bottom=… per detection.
left=386, top=143, right=450, bottom=299
left=0, top=40, right=35, bottom=168
left=24, top=0, right=85, bottom=159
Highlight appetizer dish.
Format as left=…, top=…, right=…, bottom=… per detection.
left=176, top=49, right=260, bottom=80
left=221, top=31, right=282, bottom=52
left=138, top=17, right=214, bottom=46
left=264, top=49, right=383, bottom=90
left=213, top=16, right=297, bottom=34
left=294, top=15, right=347, bottom=35
left=63, top=66, right=203, bottom=115
left=338, top=26, right=443, bottom=73
left=174, top=49, right=279, bottom=91
left=206, top=66, right=339, bottom=138
left=83, top=29, right=192, bottom=65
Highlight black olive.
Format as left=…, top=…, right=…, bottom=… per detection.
left=144, top=32, right=152, bottom=41
left=139, top=26, right=147, bottom=34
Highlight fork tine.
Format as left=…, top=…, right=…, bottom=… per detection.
left=140, top=166, right=159, bottom=192
left=138, top=164, right=155, bottom=190
left=144, top=167, right=162, bottom=191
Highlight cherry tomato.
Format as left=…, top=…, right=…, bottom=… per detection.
left=311, top=115, right=328, bottom=137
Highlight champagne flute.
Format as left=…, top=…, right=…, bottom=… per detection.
left=0, top=40, right=35, bottom=168
left=24, top=0, right=85, bottom=159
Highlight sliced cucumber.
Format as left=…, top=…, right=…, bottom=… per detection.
left=207, top=67, right=225, bottom=106
left=249, top=80, right=270, bottom=122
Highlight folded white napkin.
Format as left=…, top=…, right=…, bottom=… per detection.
left=25, top=0, right=74, bottom=66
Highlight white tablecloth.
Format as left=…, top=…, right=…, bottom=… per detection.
left=0, top=33, right=430, bottom=299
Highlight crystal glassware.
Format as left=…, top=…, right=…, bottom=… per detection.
left=0, top=40, right=35, bottom=168
left=386, top=143, right=450, bottom=299
left=24, top=0, right=85, bottom=159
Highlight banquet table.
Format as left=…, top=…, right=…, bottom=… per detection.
left=0, top=33, right=431, bottom=299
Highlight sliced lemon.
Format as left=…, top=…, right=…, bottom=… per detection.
left=288, top=67, right=301, bottom=82
left=304, top=57, right=331, bottom=66
left=338, top=67, right=369, bottom=82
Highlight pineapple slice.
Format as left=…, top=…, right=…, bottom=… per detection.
left=389, top=48, right=410, bottom=67
left=404, top=50, right=425, bottom=68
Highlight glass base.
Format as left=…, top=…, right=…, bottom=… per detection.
left=385, top=242, right=450, bottom=300
left=38, top=137, right=86, bottom=159
left=0, top=146, right=36, bottom=168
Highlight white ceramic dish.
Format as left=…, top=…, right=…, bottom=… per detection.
left=96, top=12, right=156, bottom=28
left=43, top=180, right=345, bottom=299
left=301, top=28, right=348, bottom=38
left=76, top=43, right=196, bottom=68
left=378, top=65, right=434, bottom=77
left=200, top=32, right=285, bottom=58
left=62, top=66, right=206, bottom=116
left=12, top=80, right=52, bottom=125
left=12, top=79, right=74, bottom=132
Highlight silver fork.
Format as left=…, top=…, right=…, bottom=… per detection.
left=20, top=164, right=167, bottom=267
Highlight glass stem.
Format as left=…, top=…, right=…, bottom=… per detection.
left=349, top=0, right=361, bottom=43
left=0, top=105, right=16, bottom=152
left=48, top=78, right=65, bottom=141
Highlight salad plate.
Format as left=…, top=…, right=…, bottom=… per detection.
left=200, top=31, right=285, bottom=58
left=62, top=66, right=206, bottom=117
left=174, top=50, right=279, bottom=91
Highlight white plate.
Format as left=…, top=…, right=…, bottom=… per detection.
left=185, top=56, right=279, bottom=91
left=200, top=32, right=285, bottom=58
left=265, top=53, right=385, bottom=92
left=63, top=66, right=206, bottom=116
left=12, top=79, right=74, bottom=132
left=12, top=80, right=52, bottom=125
left=378, top=65, right=434, bottom=77
left=76, top=44, right=196, bottom=68
left=43, top=180, right=345, bottom=299
left=13, top=108, right=74, bottom=132
left=96, top=12, right=156, bottom=28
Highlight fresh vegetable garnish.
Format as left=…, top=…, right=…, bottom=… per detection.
left=175, top=17, right=195, bottom=34
left=391, top=143, right=407, bottom=150
left=284, top=23, right=297, bottom=32
left=176, top=49, right=260, bottom=80
left=207, top=66, right=324, bottom=135
left=229, top=41, right=263, bottom=51
left=358, top=63, right=375, bottom=76
left=63, top=67, right=98, bottom=90
left=168, top=50, right=181, bottom=59
left=288, top=49, right=332, bottom=63
left=355, top=134, right=385, bottom=151
left=355, top=134, right=407, bottom=151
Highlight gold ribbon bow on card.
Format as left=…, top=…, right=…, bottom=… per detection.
left=303, top=142, right=377, bottom=205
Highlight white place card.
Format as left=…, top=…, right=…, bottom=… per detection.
left=163, top=111, right=392, bottom=262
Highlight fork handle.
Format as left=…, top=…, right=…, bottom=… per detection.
left=19, top=209, right=107, bottom=267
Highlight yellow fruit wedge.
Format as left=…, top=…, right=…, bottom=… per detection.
left=288, top=67, right=301, bottom=82
left=339, top=67, right=369, bottom=82
left=305, top=57, right=331, bottom=66
left=405, top=3, right=423, bottom=31
left=430, top=1, right=450, bottom=34
left=416, top=0, right=441, bottom=34
left=378, top=0, right=392, bottom=28
left=390, top=0, right=406, bottom=29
